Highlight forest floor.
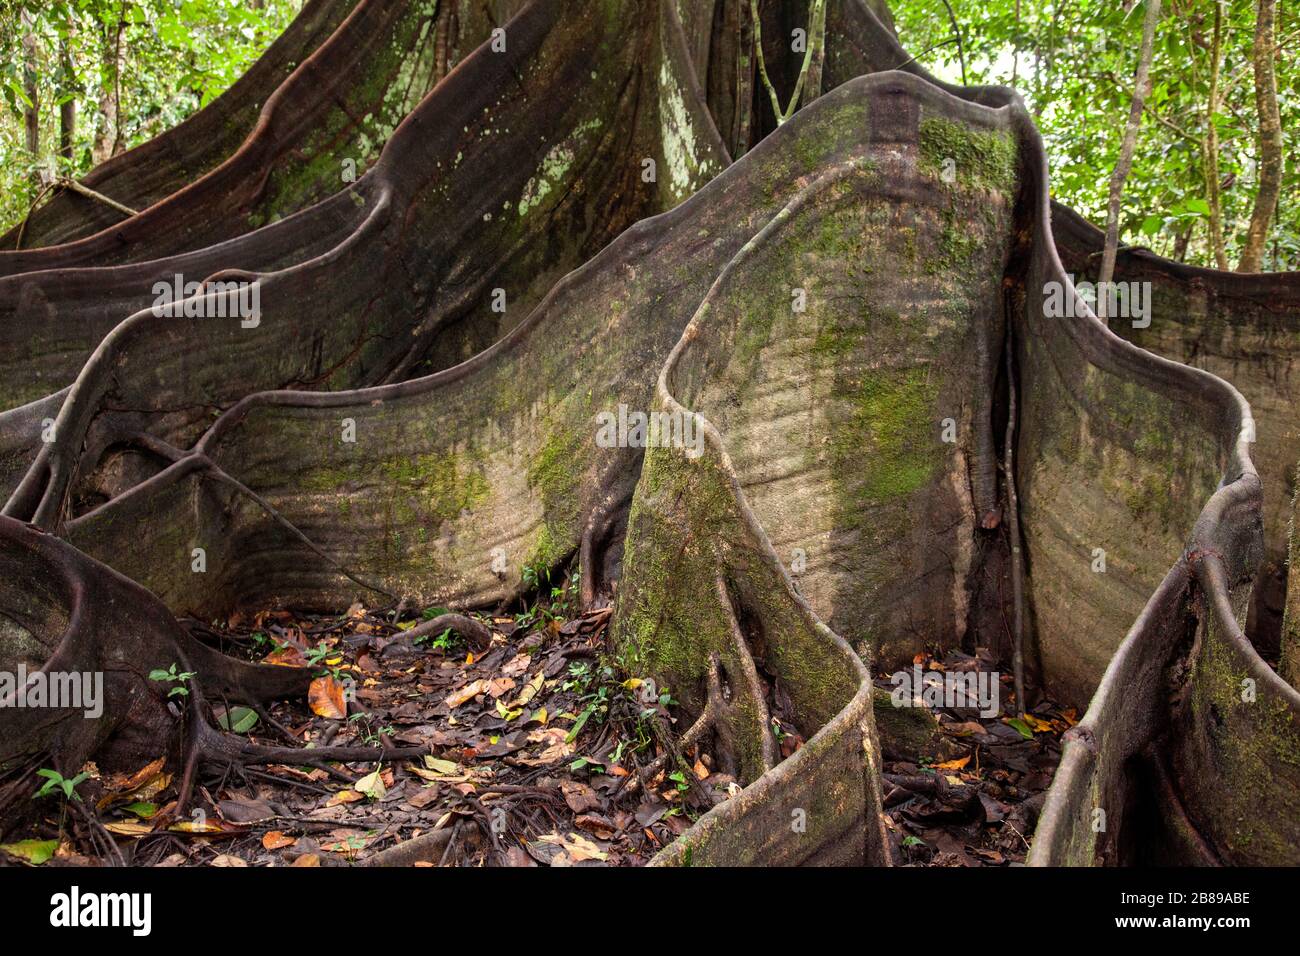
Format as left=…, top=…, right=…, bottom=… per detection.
left=7, top=588, right=1067, bottom=867
left=14, top=582, right=736, bottom=867
left=876, top=651, right=1074, bottom=866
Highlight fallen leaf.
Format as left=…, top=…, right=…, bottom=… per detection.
left=574, top=814, right=617, bottom=839
left=265, top=645, right=307, bottom=667
left=0, top=839, right=58, bottom=865
left=445, top=679, right=490, bottom=708
left=509, top=671, right=545, bottom=709
left=933, top=755, right=971, bottom=771
left=168, top=818, right=231, bottom=834
left=308, top=675, right=347, bottom=719
left=560, top=781, right=600, bottom=813
left=565, top=706, right=595, bottom=743
left=537, top=831, right=608, bottom=864
left=325, top=789, right=364, bottom=807
left=1002, top=716, right=1034, bottom=739
left=104, top=821, right=155, bottom=837
left=218, top=797, right=275, bottom=823
left=262, top=831, right=295, bottom=850
left=501, top=654, right=532, bottom=678
left=355, top=770, right=386, bottom=800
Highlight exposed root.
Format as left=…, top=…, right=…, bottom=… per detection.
left=364, top=824, right=455, bottom=867
left=612, top=652, right=726, bottom=802
left=196, top=457, right=399, bottom=601
left=193, top=719, right=427, bottom=770
left=394, top=613, right=492, bottom=651
left=1002, top=324, right=1027, bottom=714
left=715, top=575, right=778, bottom=773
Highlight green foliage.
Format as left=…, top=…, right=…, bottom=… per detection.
left=216, top=706, right=259, bottom=733
left=515, top=562, right=580, bottom=630
left=6, top=0, right=1293, bottom=271
left=890, top=0, right=1300, bottom=270
left=305, top=640, right=349, bottom=680
left=34, top=768, right=89, bottom=801
left=0, top=0, right=302, bottom=230
left=419, top=626, right=460, bottom=652
left=147, top=661, right=195, bottom=697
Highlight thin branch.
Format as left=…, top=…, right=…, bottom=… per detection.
left=937, top=0, right=968, bottom=85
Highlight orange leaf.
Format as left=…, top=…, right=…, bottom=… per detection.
left=309, top=676, right=347, bottom=719
left=262, top=831, right=295, bottom=850
left=326, top=790, right=364, bottom=807
left=933, top=755, right=971, bottom=771
left=445, top=679, right=491, bottom=709
left=266, top=645, right=307, bottom=667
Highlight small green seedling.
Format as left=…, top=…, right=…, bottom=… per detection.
left=35, top=769, right=89, bottom=802
left=148, top=663, right=196, bottom=697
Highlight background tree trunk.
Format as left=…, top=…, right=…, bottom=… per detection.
left=1097, top=0, right=1161, bottom=315
left=92, top=14, right=125, bottom=166
left=1201, top=0, right=1229, bottom=271
left=21, top=11, right=41, bottom=191
left=1238, top=0, right=1281, bottom=273
left=58, top=30, right=77, bottom=164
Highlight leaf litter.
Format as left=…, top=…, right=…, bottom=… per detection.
left=6, top=583, right=744, bottom=867
left=876, top=649, right=1072, bottom=866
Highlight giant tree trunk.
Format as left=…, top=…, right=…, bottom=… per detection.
left=0, top=0, right=1296, bottom=867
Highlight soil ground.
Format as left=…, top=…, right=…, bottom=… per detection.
left=5, top=594, right=1064, bottom=867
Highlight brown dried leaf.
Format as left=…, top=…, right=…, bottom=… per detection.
left=308, top=675, right=347, bottom=719
left=445, top=679, right=491, bottom=709
left=262, top=831, right=295, bottom=850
